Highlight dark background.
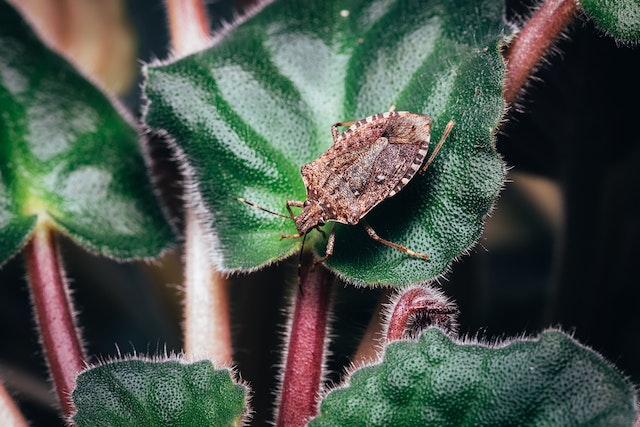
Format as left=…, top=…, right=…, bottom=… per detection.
left=0, top=0, right=638, bottom=425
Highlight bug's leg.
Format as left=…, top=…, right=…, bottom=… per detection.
left=420, top=120, right=454, bottom=174
left=362, top=220, right=429, bottom=261
left=331, top=120, right=358, bottom=143
left=313, top=223, right=336, bottom=266
left=281, top=200, right=305, bottom=239
left=286, top=199, right=304, bottom=219
left=296, top=232, right=308, bottom=294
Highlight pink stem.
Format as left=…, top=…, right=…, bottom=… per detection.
left=166, top=0, right=210, bottom=55
left=386, top=287, right=457, bottom=342
left=165, top=1, right=233, bottom=364
left=0, top=381, right=29, bottom=427
left=24, top=225, right=86, bottom=417
left=183, top=210, right=232, bottom=364
left=276, top=260, right=333, bottom=427
left=351, top=291, right=390, bottom=366
left=503, top=0, right=579, bottom=104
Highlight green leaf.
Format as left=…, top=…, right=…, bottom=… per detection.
left=144, top=0, right=508, bottom=286
left=579, top=0, right=640, bottom=43
left=310, top=328, right=637, bottom=426
left=0, top=1, right=173, bottom=264
left=72, top=359, right=248, bottom=427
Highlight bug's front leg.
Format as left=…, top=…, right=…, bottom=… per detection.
left=313, top=223, right=336, bottom=266
left=280, top=200, right=305, bottom=239
left=331, top=120, right=357, bottom=143
left=285, top=199, right=304, bottom=219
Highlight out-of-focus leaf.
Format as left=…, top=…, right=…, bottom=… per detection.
left=579, top=0, right=640, bottom=43
left=0, top=1, right=173, bottom=265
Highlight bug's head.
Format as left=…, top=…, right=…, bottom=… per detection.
left=294, top=199, right=326, bottom=234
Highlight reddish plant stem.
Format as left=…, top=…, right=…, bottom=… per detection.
left=503, top=0, right=579, bottom=104
left=0, top=381, right=29, bottom=427
left=183, top=210, right=232, bottom=364
left=351, top=290, right=391, bottom=366
left=277, top=259, right=333, bottom=427
left=24, top=225, right=86, bottom=417
left=165, top=0, right=233, bottom=364
left=166, top=0, right=210, bottom=55
left=386, top=287, right=457, bottom=342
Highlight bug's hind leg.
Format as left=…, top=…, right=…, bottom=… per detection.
left=285, top=200, right=304, bottom=218
left=361, top=220, right=429, bottom=261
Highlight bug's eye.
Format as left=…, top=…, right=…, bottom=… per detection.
left=303, top=200, right=309, bottom=207
left=318, top=217, right=326, bottom=226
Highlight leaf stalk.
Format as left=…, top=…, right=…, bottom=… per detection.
left=503, top=0, right=579, bottom=104
left=183, top=210, right=232, bottom=364
left=277, top=258, right=333, bottom=427
left=165, top=0, right=233, bottom=365
left=0, top=382, right=29, bottom=427
left=24, top=223, right=86, bottom=418
left=166, top=0, right=211, bottom=56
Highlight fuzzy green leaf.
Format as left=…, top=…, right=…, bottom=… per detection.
left=0, top=1, right=173, bottom=264
left=144, top=0, right=508, bottom=286
left=310, top=328, right=637, bottom=426
left=580, top=0, right=640, bottom=43
left=72, top=359, right=247, bottom=427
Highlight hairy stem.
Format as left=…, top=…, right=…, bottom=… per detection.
left=165, top=0, right=233, bottom=364
left=24, top=223, right=86, bottom=417
left=503, top=0, right=579, bottom=104
left=386, top=286, right=457, bottom=342
left=166, top=0, right=210, bottom=56
left=277, top=259, right=333, bottom=427
left=0, top=382, right=29, bottom=427
left=351, top=290, right=390, bottom=366
left=183, top=209, right=232, bottom=364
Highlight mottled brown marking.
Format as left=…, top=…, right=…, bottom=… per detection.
left=238, top=112, right=454, bottom=263
left=296, top=112, right=432, bottom=233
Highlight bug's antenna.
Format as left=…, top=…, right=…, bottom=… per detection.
left=420, top=120, right=454, bottom=174
left=297, top=232, right=307, bottom=294
left=234, top=197, right=294, bottom=220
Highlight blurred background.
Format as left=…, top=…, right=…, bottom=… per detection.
left=0, top=0, right=638, bottom=425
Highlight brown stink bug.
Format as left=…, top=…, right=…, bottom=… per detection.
left=237, top=111, right=454, bottom=263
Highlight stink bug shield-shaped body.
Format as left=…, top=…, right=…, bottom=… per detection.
left=238, top=111, right=453, bottom=262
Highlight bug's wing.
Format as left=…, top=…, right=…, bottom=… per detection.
left=325, top=137, right=388, bottom=196
left=354, top=114, right=432, bottom=216
left=357, top=139, right=429, bottom=217
left=301, top=111, right=432, bottom=222
left=301, top=140, right=388, bottom=224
